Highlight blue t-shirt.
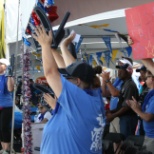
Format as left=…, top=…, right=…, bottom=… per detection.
left=143, top=95, right=154, bottom=138
left=41, top=76, right=105, bottom=154
left=110, top=78, right=123, bottom=110
left=0, top=75, right=13, bottom=107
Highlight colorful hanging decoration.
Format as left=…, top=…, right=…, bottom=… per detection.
left=104, top=51, right=111, bottom=67
left=112, top=49, right=119, bottom=61
left=26, top=0, right=58, bottom=35
left=102, top=36, right=112, bottom=54
left=89, top=24, right=109, bottom=29
left=78, top=23, right=109, bottom=29
left=125, top=46, right=132, bottom=57
left=21, top=40, right=33, bottom=154
left=103, top=28, right=118, bottom=33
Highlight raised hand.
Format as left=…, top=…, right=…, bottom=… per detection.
left=100, top=72, right=110, bottom=83
left=5, top=66, right=13, bottom=77
left=126, top=96, right=141, bottom=112
left=32, top=25, right=52, bottom=47
left=127, top=36, right=134, bottom=46
left=60, top=32, right=76, bottom=48
left=43, top=93, right=57, bottom=109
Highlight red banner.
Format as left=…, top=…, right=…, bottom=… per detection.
left=125, top=2, right=154, bottom=60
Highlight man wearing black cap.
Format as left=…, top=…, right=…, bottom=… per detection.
left=106, top=58, right=139, bottom=138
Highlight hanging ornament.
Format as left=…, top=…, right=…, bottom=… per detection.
left=26, top=0, right=59, bottom=35
left=46, top=5, right=59, bottom=22
left=44, top=0, right=55, bottom=8
left=20, top=41, right=33, bottom=154
left=31, top=11, right=40, bottom=26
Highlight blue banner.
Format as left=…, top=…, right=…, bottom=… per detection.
left=125, top=46, right=132, bottom=57
left=88, top=55, right=93, bottom=65
left=102, top=37, right=112, bottom=54
left=96, top=52, right=103, bottom=59
left=104, top=51, right=111, bottom=67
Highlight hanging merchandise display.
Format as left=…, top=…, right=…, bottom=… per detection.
left=26, top=0, right=58, bottom=35
left=25, top=0, right=71, bottom=53
left=20, top=40, right=33, bottom=154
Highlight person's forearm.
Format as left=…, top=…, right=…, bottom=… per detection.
left=106, top=82, right=120, bottom=97
left=112, top=107, right=130, bottom=117
left=41, top=45, right=58, bottom=76
left=52, top=49, right=66, bottom=68
left=135, top=109, right=154, bottom=122
left=60, top=44, right=76, bottom=67
left=41, top=119, right=48, bottom=123
left=102, top=82, right=111, bottom=97
left=141, top=59, right=154, bottom=75
left=7, top=77, right=14, bottom=92
left=42, top=45, right=63, bottom=98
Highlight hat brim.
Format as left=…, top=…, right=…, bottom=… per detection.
left=116, top=63, right=129, bottom=69
left=116, top=65, right=125, bottom=69
left=136, top=69, right=141, bottom=72
left=58, top=68, right=72, bottom=78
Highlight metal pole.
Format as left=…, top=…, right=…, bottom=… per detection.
left=10, top=0, right=20, bottom=153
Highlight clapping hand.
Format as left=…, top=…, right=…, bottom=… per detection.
left=126, top=96, right=141, bottom=112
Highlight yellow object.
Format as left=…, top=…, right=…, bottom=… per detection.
left=100, top=57, right=105, bottom=63
left=36, top=65, right=41, bottom=71
left=112, top=50, right=118, bottom=61
left=0, top=0, right=5, bottom=58
left=92, top=59, right=97, bottom=67
left=90, top=24, right=109, bottom=29
left=32, top=52, right=41, bottom=58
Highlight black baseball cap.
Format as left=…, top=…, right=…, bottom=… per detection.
left=136, top=66, right=147, bottom=72
left=59, top=61, right=95, bottom=84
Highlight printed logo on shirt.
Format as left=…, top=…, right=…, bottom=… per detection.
left=90, top=114, right=104, bottom=152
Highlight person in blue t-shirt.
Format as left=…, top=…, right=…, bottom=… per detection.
left=33, top=26, right=105, bottom=154
left=0, top=58, right=14, bottom=154
left=127, top=70, right=154, bottom=153
left=102, top=73, right=123, bottom=134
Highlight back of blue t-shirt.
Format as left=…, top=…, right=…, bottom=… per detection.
left=41, top=76, right=105, bottom=154
left=110, top=78, right=123, bottom=110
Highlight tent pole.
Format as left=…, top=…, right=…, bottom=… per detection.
left=10, top=0, right=20, bottom=153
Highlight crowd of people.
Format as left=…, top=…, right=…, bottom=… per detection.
left=31, top=26, right=154, bottom=154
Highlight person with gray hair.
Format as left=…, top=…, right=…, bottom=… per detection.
left=0, top=58, right=14, bottom=154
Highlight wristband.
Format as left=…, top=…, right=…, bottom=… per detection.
left=105, top=79, right=110, bottom=83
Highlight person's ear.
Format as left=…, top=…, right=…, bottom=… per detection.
left=76, top=78, right=81, bottom=86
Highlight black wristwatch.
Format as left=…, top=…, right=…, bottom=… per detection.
left=105, top=79, right=110, bottom=83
